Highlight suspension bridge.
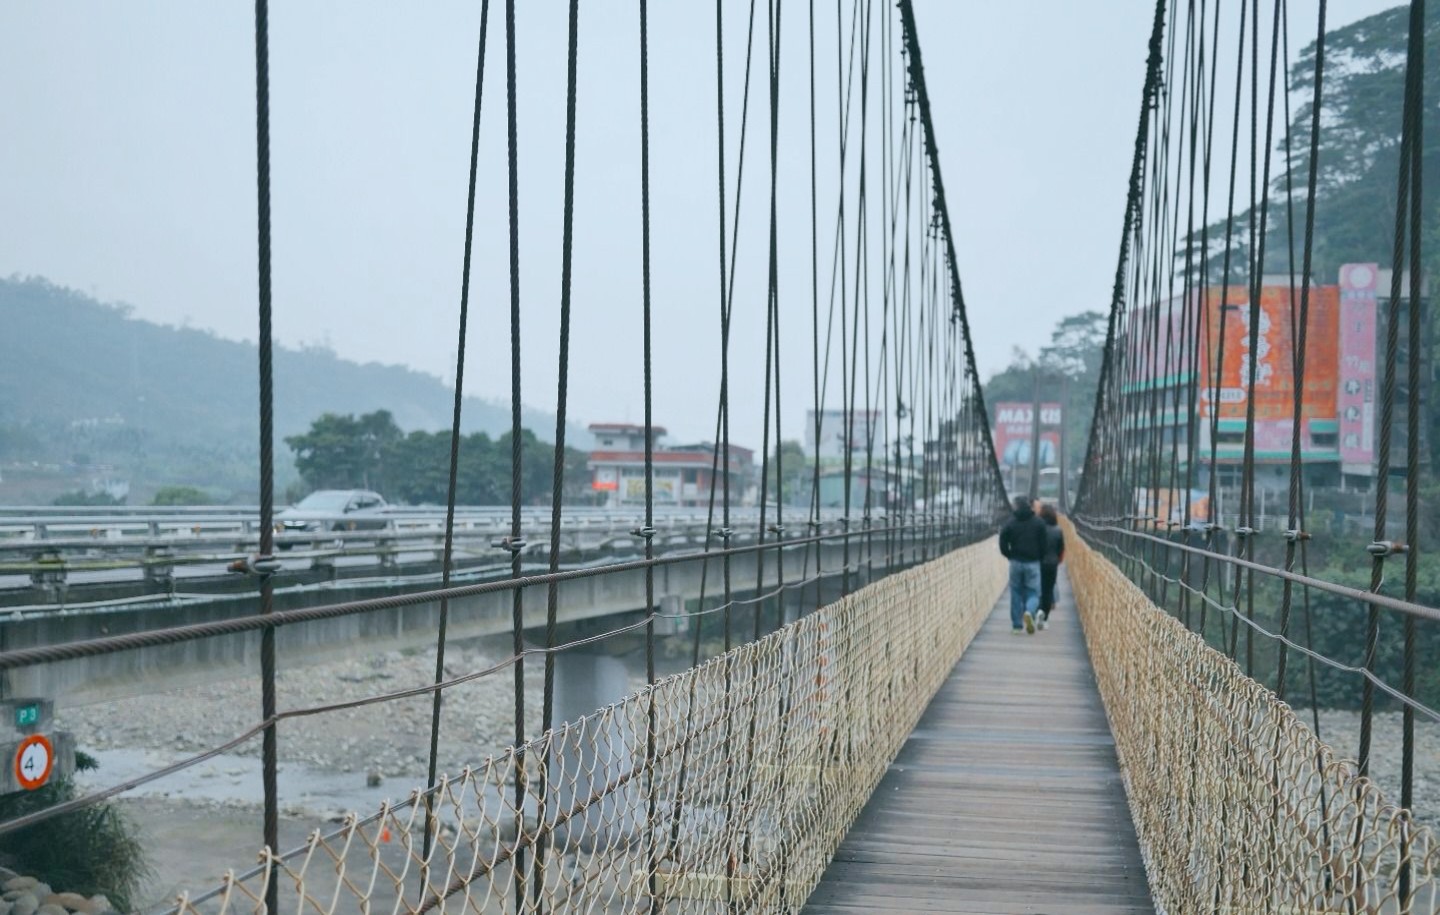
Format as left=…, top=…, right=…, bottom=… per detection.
left=2, top=0, right=1437, bottom=912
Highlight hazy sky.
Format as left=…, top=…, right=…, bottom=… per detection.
left=0, top=1, right=1397, bottom=448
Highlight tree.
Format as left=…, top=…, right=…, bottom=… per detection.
left=765, top=439, right=810, bottom=505
left=285, top=413, right=593, bottom=506
left=1038, top=310, right=1108, bottom=462
left=982, top=312, right=1108, bottom=475
left=284, top=410, right=402, bottom=492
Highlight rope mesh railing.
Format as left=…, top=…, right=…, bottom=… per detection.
left=164, top=539, right=1005, bottom=914
left=1068, top=519, right=1440, bottom=912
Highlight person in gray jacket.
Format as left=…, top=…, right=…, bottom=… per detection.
left=1037, top=502, right=1065, bottom=630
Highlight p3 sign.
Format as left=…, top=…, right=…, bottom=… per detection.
left=14, top=734, right=54, bottom=791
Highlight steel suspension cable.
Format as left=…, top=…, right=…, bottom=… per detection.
left=422, top=0, right=491, bottom=864
left=250, top=1, right=280, bottom=907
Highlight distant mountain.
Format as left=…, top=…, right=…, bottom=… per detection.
left=0, top=276, right=584, bottom=503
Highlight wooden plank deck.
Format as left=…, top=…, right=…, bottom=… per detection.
left=803, top=568, right=1154, bottom=914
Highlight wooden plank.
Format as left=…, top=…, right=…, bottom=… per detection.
left=802, top=569, right=1155, bottom=914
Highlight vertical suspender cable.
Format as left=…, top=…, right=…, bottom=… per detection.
left=637, top=0, right=660, bottom=899
left=251, top=2, right=279, bottom=909
left=808, top=0, right=824, bottom=610
left=1235, top=0, right=1284, bottom=674
left=537, top=0, right=582, bottom=901
left=1400, top=0, right=1425, bottom=903
left=895, top=0, right=1008, bottom=518
left=1276, top=0, right=1325, bottom=705
left=1360, top=3, right=1418, bottom=780
left=502, top=0, right=527, bottom=905
left=422, top=0, right=490, bottom=864
left=1073, top=0, right=1169, bottom=521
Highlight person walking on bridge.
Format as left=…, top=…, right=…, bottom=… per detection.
left=1037, top=502, right=1065, bottom=630
left=999, top=495, right=1046, bottom=634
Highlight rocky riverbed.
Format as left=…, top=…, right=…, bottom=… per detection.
left=1309, top=708, right=1440, bottom=833
left=56, top=637, right=650, bottom=792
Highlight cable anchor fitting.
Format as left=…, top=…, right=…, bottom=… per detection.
left=1366, top=540, right=1409, bottom=558
left=228, top=553, right=281, bottom=577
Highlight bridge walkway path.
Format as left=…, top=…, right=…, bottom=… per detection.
left=803, top=568, right=1154, bottom=914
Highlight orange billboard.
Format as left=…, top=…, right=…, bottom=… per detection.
left=1197, top=283, right=1339, bottom=454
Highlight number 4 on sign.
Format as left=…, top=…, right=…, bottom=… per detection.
left=15, top=735, right=54, bottom=791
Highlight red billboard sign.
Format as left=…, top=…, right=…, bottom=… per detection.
left=993, top=402, right=1063, bottom=468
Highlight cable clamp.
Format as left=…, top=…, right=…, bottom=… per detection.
left=767, top=524, right=785, bottom=537
left=228, top=553, right=281, bottom=577
left=1366, top=540, right=1408, bottom=558
left=1282, top=529, right=1311, bottom=543
left=839, top=517, right=852, bottom=528
left=1234, top=526, right=1257, bottom=538
left=630, top=526, right=657, bottom=540
left=711, top=528, right=734, bottom=542
left=492, top=536, right=527, bottom=553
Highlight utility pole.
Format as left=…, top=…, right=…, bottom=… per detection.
left=1058, top=374, right=1070, bottom=512
left=1028, top=368, right=1043, bottom=500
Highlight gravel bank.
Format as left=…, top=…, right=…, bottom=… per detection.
left=55, top=638, right=642, bottom=787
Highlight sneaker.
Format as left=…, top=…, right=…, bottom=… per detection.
left=1036, top=610, right=1047, bottom=630
left=1011, top=628, right=1025, bottom=636
left=1023, top=611, right=1035, bottom=634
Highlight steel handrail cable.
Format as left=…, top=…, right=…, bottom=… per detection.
left=3, top=544, right=916, bottom=844
left=0, top=523, right=912, bottom=669
left=1094, top=521, right=1440, bottom=907
left=159, top=541, right=1006, bottom=913
left=1075, top=519, right=1440, bottom=622
left=1095, top=529, right=1440, bottom=724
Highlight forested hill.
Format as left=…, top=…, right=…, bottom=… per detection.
left=0, top=277, right=582, bottom=502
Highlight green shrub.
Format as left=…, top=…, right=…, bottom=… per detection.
left=0, top=752, right=151, bottom=912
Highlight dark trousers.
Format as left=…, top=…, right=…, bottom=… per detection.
left=1040, top=562, right=1059, bottom=613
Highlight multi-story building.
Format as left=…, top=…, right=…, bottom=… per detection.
left=586, top=423, right=753, bottom=508
left=1120, top=264, right=1427, bottom=497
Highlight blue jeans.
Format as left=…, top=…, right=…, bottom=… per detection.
left=1009, top=560, right=1041, bottom=629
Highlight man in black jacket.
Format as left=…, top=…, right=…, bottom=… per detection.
left=999, top=495, right=1047, bottom=634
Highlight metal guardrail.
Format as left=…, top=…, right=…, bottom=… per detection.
left=0, top=505, right=839, bottom=542
left=0, top=507, right=882, bottom=596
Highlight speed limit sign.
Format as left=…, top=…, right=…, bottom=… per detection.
left=14, top=735, right=54, bottom=791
